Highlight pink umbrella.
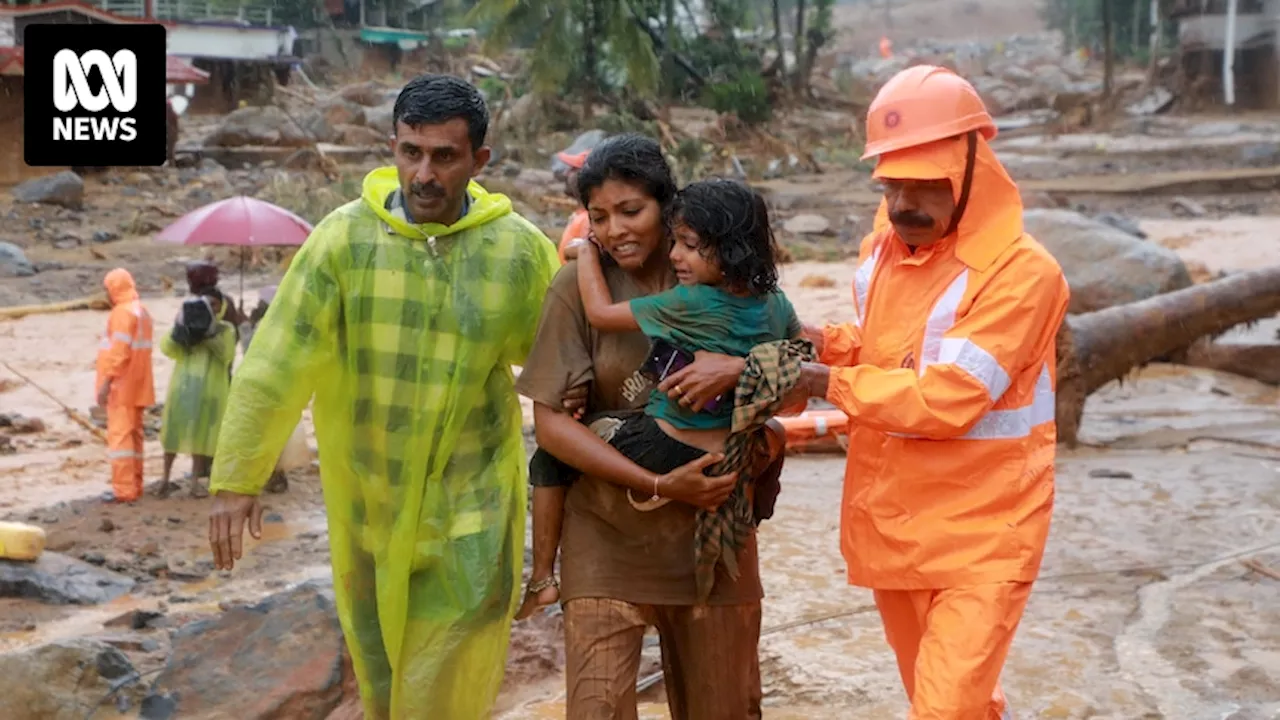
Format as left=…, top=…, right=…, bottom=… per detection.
left=156, top=196, right=313, bottom=247
left=156, top=196, right=314, bottom=307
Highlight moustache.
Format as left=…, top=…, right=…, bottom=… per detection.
left=409, top=182, right=445, bottom=198
left=889, top=210, right=935, bottom=229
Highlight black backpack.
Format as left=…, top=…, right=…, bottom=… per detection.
left=171, top=296, right=215, bottom=348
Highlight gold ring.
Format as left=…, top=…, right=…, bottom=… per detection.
left=675, top=385, right=685, bottom=395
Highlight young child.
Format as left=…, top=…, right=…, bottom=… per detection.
left=516, top=177, right=799, bottom=619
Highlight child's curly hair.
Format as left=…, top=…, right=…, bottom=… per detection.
left=666, top=178, right=780, bottom=296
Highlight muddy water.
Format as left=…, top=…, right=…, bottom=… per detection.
left=505, top=364, right=1280, bottom=718
left=5, top=249, right=1280, bottom=717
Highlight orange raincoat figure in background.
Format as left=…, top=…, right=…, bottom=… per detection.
left=95, top=268, right=155, bottom=503
left=789, top=66, right=1070, bottom=719
left=555, top=149, right=591, bottom=262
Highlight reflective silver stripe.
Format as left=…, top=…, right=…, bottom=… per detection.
left=132, top=339, right=152, bottom=350
left=1002, top=704, right=1014, bottom=720
left=129, top=301, right=144, bottom=318
left=961, top=363, right=1054, bottom=440
left=112, top=331, right=132, bottom=344
left=853, top=247, right=880, bottom=327
left=919, top=270, right=969, bottom=373
left=107, top=449, right=138, bottom=459
left=99, top=337, right=111, bottom=349
left=938, top=337, right=1011, bottom=402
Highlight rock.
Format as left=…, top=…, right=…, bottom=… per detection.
left=5, top=416, right=45, bottom=434
left=11, top=171, right=85, bottom=209
left=334, top=123, right=388, bottom=146
left=296, top=109, right=337, bottom=143
left=320, top=98, right=366, bottom=128
left=1171, top=196, right=1207, bottom=218
left=0, top=639, right=137, bottom=719
left=337, top=81, right=396, bottom=107
left=144, top=580, right=354, bottom=719
left=1023, top=209, right=1192, bottom=313
left=497, top=93, right=538, bottom=134
left=103, top=608, right=164, bottom=630
left=1092, top=212, right=1146, bottom=239
left=363, top=102, right=395, bottom=135
left=0, top=242, right=35, bottom=278
left=783, top=214, right=832, bottom=236
left=205, top=107, right=312, bottom=148
left=92, top=230, right=120, bottom=244
left=0, top=551, right=135, bottom=604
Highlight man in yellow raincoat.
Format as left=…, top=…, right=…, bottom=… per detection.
left=206, top=74, right=560, bottom=719
left=789, top=66, right=1071, bottom=719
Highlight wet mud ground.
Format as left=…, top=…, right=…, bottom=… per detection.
left=2, top=298, right=1278, bottom=718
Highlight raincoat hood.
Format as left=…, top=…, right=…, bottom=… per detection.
left=104, top=268, right=139, bottom=305
left=361, top=166, right=512, bottom=240
left=871, top=132, right=1024, bottom=272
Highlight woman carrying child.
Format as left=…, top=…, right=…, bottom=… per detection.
left=515, top=133, right=803, bottom=720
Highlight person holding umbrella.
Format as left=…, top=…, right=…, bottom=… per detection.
left=205, top=74, right=561, bottom=719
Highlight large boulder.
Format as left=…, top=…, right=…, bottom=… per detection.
left=11, top=171, right=85, bottom=209
left=0, top=241, right=35, bottom=278
left=205, top=106, right=312, bottom=148
left=142, top=580, right=352, bottom=719
left=363, top=102, right=395, bottom=135
left=1023, top=209, right=1193, bottom=313
left=0, top=639, right=138, bottom=719
left=0, top=552, right=135, bottom=605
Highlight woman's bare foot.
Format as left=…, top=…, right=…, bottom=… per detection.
left=514, top=576, right=560, bottom=620
left=152, top=481, right=176, bottom=499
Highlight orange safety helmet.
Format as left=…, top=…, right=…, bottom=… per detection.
left=861, top=65, right=997, bottom=160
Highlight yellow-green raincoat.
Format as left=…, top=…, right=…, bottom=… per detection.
left=209, top=168, right=559, bottom=719
left=159, top=310, right=237, bottom=457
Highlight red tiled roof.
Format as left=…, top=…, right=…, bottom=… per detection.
left=0, top=46, right=210, bottom=83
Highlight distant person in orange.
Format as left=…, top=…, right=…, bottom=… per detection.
left=787, top=66, right=1070, bottom=718
left=556, top=149, right=591, bottom=262
left=879, top=35, right=893, bottom=58
left=95, top=268, right=156, bottom=504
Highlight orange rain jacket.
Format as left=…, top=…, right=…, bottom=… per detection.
left=558, top=207, right=590, bottom=263
left=821, top=133, right=1070, bottom=590
left=96, top=269, right=156, bottom=408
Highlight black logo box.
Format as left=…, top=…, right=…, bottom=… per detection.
left=23, top=23, right=168, bottom=167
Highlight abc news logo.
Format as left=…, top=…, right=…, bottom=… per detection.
left=24, top=24, right=167, bottom=167
left=53, top=49, right=140, bottom=142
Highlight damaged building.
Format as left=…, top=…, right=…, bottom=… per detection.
left=1173, top=0, right=1280, bottom=108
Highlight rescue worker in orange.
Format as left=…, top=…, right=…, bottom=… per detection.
left=95, top=268, right=156, bottom=504
left=555, top=149, right=591, bottom=262
left=788, top=66, right=1070, bottom=719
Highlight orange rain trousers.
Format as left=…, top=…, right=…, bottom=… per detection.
left=96, top=269, right=155, bottom=502
left=875, top=582, right=1030, bottom=720
left=107, top=406, right=146, bottom=501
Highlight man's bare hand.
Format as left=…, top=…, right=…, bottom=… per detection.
left=96, top=380, right=111, bottom=409
left=656, top=453, right=737, bottom=510
left=209, top=491, right=264, bottom=570
left=562, top=382, right=590, bottom=420
left=800, top=323, right=826, bottom=356
left=658, top=352, right=745, bottom=413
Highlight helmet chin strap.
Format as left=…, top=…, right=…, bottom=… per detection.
left=943, top=131, right=978, bottom=238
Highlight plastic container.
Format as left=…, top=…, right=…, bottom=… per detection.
left=0, top=521, right=47, bottom=562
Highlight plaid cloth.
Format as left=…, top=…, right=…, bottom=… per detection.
left=695, top=338, right=817, bottom=601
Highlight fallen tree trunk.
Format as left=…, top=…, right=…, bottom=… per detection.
left=1056, top=266, right=1280, bottom=446
left=0, top=293, right=110, bottom=320
left=1182, top=340, right=1280, bottom=385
